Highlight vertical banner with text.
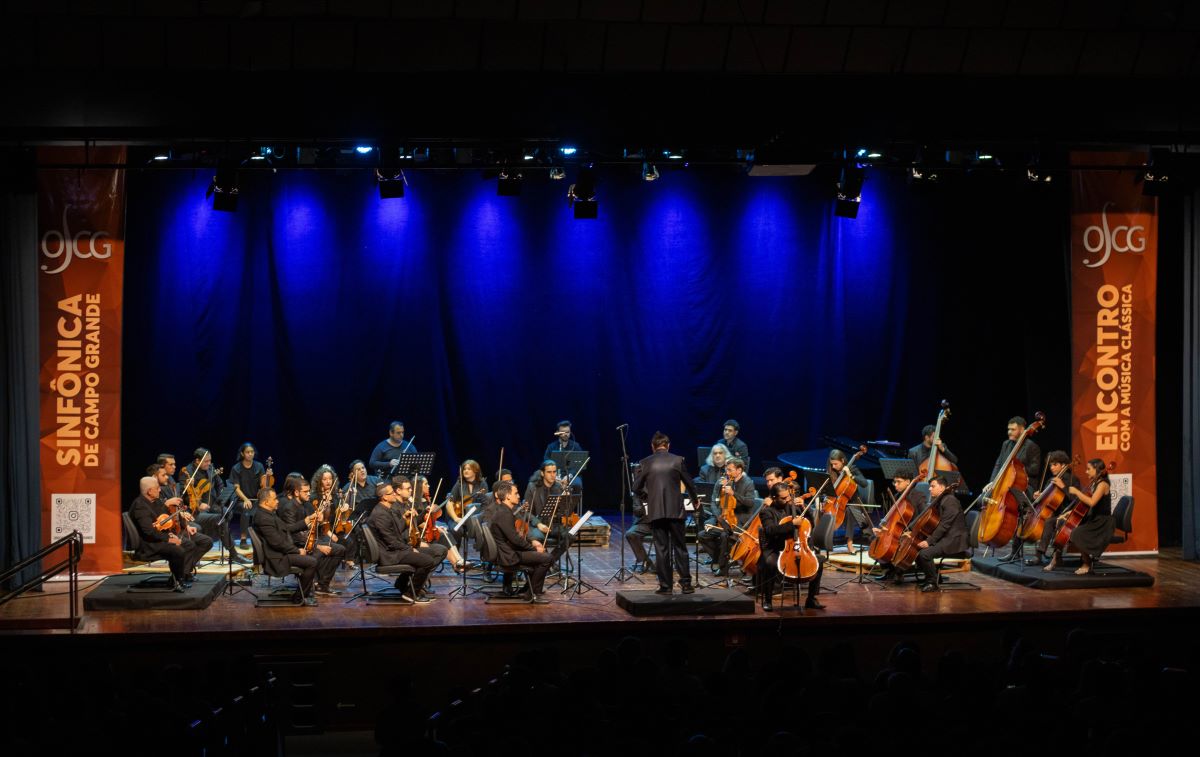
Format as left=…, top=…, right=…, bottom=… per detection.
left=37, top=147, right=126, bottom=572
left=1070, top=151, right=1158, bottom=553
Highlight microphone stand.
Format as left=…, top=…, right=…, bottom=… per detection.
left=606, top=425, right=641, bottom=584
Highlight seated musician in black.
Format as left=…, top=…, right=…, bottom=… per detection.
left=278, top=473, right=343, bottom=597
left=368, top=419, right=418, bottom=477
left=183, top=447, right=250, bottom=565
left=367, top=480, right=440, bottom=603
left=253, top=488, right=319, bottom=605
left=913, top=473, right=969, bottom=592
left=625, top=491, right=653, bottom=574
left=697, top=457, right=755, bottom=577
left=1026, top=450, right=1081, bottom=566
left=1044, top=459, right=1115, bottom=576
left=447, top=459, right=490, bottom=523
left=758, top=481, right=824, bottom=611
left=523, top=460, right=575, bottom=549
left=827, top=449, right=872, bottom=553
left=400, top=475, right=458, bottom=575
left=870, top=468, right=927, bottom=580
left=490, top=481, right=566, bottom=603
left=129, top=475, right=212, bottom=590
left=907, top=424, right=959, bottom=474
left=338, top=460, right=379, bottom=564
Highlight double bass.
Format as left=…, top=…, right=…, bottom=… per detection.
left=919, top=400, right=964, bottom=488
left=1016, top=454, right=1081, bottom=542
left=868, top=475, right=920, bottom=564
left=1051, top=461, right=1116, bottom=551
left=822, top=445, right=867, bottom=528
left=777, top=487, right=821, bottom=581
left=975, top=412, right=1045, bottom=548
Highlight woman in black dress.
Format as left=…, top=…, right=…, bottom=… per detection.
left=1045, top=458, right=1116, bottom=576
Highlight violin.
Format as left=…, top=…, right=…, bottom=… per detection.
left=822, top=445, right=867, bottom=528
left=1017, top=454, right=1081, bottom=542
left=717, top=475, right=739, bottom=529
left=153, top=498, right=188, bottom=535
left=976, top=412, right=1045, bottom=548
left=304, top=491, right=334, bottom=553
left=777, top=487, right=820, bottom=581
left=1051, top=461, right=1116, bottom=551
left=919, top=400, right=965, bottom=488
left=514, top=500, right=532, bottom=538
left=419, top=479, right=445, bottom=544
left=263, top=456, right=275, bottom=491
left=868, top=476, right=920, bottom=564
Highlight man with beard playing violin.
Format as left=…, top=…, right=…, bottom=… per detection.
left=758, top=481, right=824, bottom=612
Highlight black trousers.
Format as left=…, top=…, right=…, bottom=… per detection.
left=312, top=539, right=346, bottom=588
left=195, top=510, right=236, bottom=552
left=382, top=548, right=439, bottom=594
left=228, top=503, right=254, bottom=541
left=285, top=553, right=318, bottom=595
left=651, top=518, right=691, bottom=590
left=143, top=535, right=210, bottom=581
left=510, top=549, right=557, bottom=594
left=697, top=523, right=732, bottom=571
left=625, top=521, right=652, bottom=563
left=758, top=549, right=822, bottom=602
left=915, top=541, right=959, bottom=583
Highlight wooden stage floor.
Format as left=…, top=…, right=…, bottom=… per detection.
left=4, top=522, right=1199, bottom=642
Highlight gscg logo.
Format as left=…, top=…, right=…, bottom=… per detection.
left=40, top=208, right=113, bottom=275
left=1082, top=201, right=1145, bottom=268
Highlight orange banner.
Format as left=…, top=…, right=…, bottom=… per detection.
left=1069, top=151, right=1157, bottom=553
left=37, top=147, right=126, bottom=573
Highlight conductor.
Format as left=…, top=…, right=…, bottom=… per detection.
left=632, top=431, right=699, bottom=595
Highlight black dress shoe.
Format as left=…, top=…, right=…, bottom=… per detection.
left=762, top=600, right=774, bottom=612
left=920, top=582, right=940, bottom=593
left=314, top=586, right=342, bottom=597
left=680, top=584, right=695, bottom=594
left=712, top=567, right=728, bottom=577
left=804, top=597, right=825, bottom=610
left=654, top=587, right=673, bottom=595
left=529, top=594, right=550, bottom=605
left=231, top=553, right=252, bottom=565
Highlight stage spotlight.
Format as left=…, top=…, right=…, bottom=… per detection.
left=376, top=168, right=406, bottom=199
left=835, top=164, right=864, bottom=219
left=642, top=162, right=660, bottom=182
left=355, top=145, right=373, bottom=154
left=549, top=167, right=566, bottom=180
left=206, top=160, right=240, bottom=212
left=568, top=165, right=597, bottom=219
left=152, top=153, right=169, bottom=162
left=497, top=170, right=523, bottom=196
left=560, top=146, right=577, bottom=156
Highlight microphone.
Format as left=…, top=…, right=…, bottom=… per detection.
left=616, top=423, right=629, bottom=430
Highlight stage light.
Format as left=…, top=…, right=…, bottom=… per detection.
left=376, top=168, right=406, bottom=199
left=497, top=170, right=523, bottom=196
left=642, top=162, right=660, bottom=182
left=355, top=146, right=373, bottom=154
left=152, top=153, right=169, bottom=161
left=835, top=164, right=864, bottom=219
left=560, top=146, right=577, bottom=156
left=549, top=167, right=566, bottom=180
left=663, top=149, right=683, bottom=160
left=1026, top=168, right=1052, bottom=183
left=249, top=155, right=265, bottom=161
left=978, top=152, right=994, bottom=161
left=207, top=160, right=240, bottom=212
left=568, top=165, right=597, bottom=219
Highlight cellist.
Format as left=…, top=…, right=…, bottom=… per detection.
left=827, top=449, right=871, bottom=553
left=758, top=481, right=824, bottom=612
left=1025, top=451, right=1080, bottom=566
left=870, top=467, right=926, bottom=581
left=913, top=473, right=969, bottom=592
left=1044, top=459, right=1116, bottom=576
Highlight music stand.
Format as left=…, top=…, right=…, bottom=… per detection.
left=215, top=494, right=255, bottom=598
left=343, top=508, right=378, bottom=604
left=539, top=493, right=577, bottom=589
left=396, top=453, right=436, bottom=480
left=550, top=451, right=588, bottom=482
left=447, top=506, right=482, bottom=601
left=564, top=510, right=606, bottom=599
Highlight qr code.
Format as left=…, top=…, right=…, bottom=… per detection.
left=1109, top=473, right=1133, bottom=505
left=51, top=493, right=96, bottom=544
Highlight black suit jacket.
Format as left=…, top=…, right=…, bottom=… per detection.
left=926, top=493, right=969, bottom=554
left=278, top=496, right=313, bottom=547
left=990, top=438, right=1042, bottom=486
left=907, top=442, right=958, bottom=470
left=489, top=504, right=536, bottom=568
left=129, top=495, right=172, bottom=559
left=368, top=503, right=414, bottom=564
left=633, top=450, right=697, bottom=522
left=254, top=509, right=300, bottom=577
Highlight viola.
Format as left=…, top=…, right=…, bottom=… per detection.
left=263, top=456, right=275, bottom=491
left=919, top=400, right=965, bottom=488
left=822, top=445, right=867, bottom=528
left=976, top=412, right=1045, bottom=548
left=419, top=479, right=445, bottom=544
left=1051, top=461, right=1116, bottom=551
left=185, top=465, right=224, bottom=513
left=514, top=500, right=532, bottom=538
left=1017, top=454, right=1081, bottom=542
left=777, top=487, right=820, bottom=581
left=868, top=476, right=920, bottom=564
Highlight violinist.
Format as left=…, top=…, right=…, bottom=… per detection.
left=309, top=465, right=349, bottom=593
left=279, top=473, right=342, bottom=596
left=1044, top=459, right=1116, bottom=576
left=523, top=460, right=573, bottom=549
left=183, top=447, right=249, bottom=565
left=907, top=425, right=959, bottom=472
left=368, top=420, right=418, bottom=477
left=447, top=460, right=490, bottom=522
left=129, top=475, right=209, bottom=590
left=828, top=449, right=871, bottom=553
left=1025, top=451, right=1080, bottom=566
left=697, top=457, right=755, bottom=577
left=254, top=488, right=319, bottom=605
left=715, top=420, right=749, bottom=470
left=758, top=481, right=824, bottom=611
left=339, top=460, right=379, bottom=563
left=407, top=474, right=465, bottom=572
left=913, top=473, right=969, bottom=592
left=157, top=453, right=182, bottom=500
left=489, top=481, right=565, bottom=602
left=228, top=442, right=266, bottom=547
left=369, top=479, right=443, bottom=602
left=870, top=468, right=925, bottom=580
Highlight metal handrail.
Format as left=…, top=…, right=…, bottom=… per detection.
left=0, top=531, right=84, bottom=631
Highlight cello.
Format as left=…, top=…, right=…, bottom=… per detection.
left=777, top=487, right=821, bottom=581
left=1016, top=454, right=1081, bottom=542
left=975, top=412, right=1045, bottom=548
left=890, top=494, right=943, bottom=572
left=1051, top=461, right=1116, bottom=551
left=822, top=445, right=867, bottom=528
left=919, top=400, right=964, bottom=488
left=730, top=471, right=797, bottom=575
left=868, top=476, right=920, bottom=564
